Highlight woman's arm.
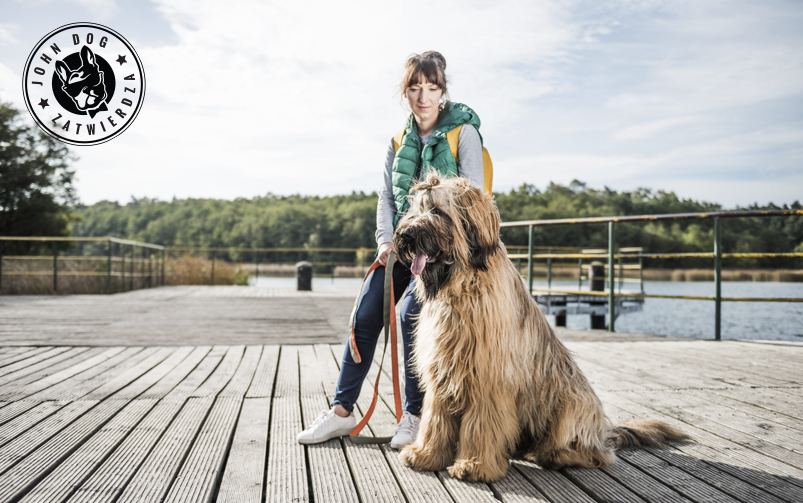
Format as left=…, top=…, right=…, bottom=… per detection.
left=375, top=139, right=396, bottom=248
left=457, top=124, right=484, bottom=189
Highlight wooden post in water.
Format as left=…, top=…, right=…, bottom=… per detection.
left=588, top=261, right=606, bottom=329
left=714, top=217, right=722, bottom=341
left=608, top=221, right=616, bottom=332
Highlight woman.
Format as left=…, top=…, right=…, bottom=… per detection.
left=297, top=50, right=486, bottom=448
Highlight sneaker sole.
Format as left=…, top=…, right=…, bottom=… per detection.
left=297, top=425, right=355, bottom=445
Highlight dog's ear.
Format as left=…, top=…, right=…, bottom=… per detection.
left=55, top=61, right=70, bottom=84
left=453, top=178, right=500, bottom=271
left=465, top=223, right=494, bottom=271
left=80, top=45, right=96, bottom=67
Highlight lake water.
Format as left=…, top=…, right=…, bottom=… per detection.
left=250, top=276, right=803, bottom=341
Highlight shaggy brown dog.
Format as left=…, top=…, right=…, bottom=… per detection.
left=393, top=173, right=688, bottom=482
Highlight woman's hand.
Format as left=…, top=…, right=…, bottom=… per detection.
left=376, top=241, right=396, bottom=266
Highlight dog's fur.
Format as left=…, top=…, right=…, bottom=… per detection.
left=393, top=173, right=688, bottom=482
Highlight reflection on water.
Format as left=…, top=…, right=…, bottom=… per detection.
left=250, top=275, right=803, bottom=341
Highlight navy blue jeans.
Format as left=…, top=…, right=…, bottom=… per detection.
left=331, top=262, right=424, bottom=416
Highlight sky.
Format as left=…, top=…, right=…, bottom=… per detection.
left=0, top=0, right=802, bottom=208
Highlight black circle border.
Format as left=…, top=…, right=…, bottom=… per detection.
left=22, top=22, right=146, bottom=146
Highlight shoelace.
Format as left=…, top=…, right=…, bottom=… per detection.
left=308, top=409, right=334, bottom=430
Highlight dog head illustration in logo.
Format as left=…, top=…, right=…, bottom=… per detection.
left=54, top=45, right=108, bottom=117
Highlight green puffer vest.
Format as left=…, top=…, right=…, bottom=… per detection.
left=391, top=101, right=482, bottom=227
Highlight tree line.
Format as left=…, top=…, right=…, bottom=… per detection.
left=2, top=101, right=801, bottom=268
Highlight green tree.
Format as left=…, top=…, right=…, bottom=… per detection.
left=0, top=102, right=80, bottom=236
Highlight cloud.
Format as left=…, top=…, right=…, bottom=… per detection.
left=1, top=0, right=801, bottom=209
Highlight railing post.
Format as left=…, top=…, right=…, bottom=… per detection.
left=577, top=258, right=583, bottom=290
left=527, top=224, right=534, bottom=295
left=608, top=220, right=615, bottom=332
left=53, top=242, right=58, bottom=293
left=106, top=239, right=112, bottom=293
left=0, top=242, right=4, bottom=292
left=161, top=249, right=166, bottom=286
left=121, top=247, right=126, bottom=291
left=714, top=217, right=722, bottom=341
left=211, top=250, right=215, bottom=285
left=638, top=251, right=644, bottom=294
left=129, top=245, right=134, bottom=290
left=546, top=257, right=552, bottom=291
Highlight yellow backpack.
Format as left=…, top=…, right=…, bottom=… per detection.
left=392, top=125, right=494, bottom=196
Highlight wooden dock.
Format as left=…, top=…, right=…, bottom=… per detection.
left=0, top=286, right=801, bottom=502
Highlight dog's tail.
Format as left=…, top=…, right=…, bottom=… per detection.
left=606, top=419, right=690, bottom=449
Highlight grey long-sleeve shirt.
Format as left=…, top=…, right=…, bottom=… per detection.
left=375, top=124, right=484, bottom=247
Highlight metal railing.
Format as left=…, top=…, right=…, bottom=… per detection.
left=0, top=236, right=165, bottom=294
left=500, top=209, right=803, bottom=340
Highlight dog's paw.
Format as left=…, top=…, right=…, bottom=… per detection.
left=447, top=457, right=507, bottom=482
left=399, top=445, right=449, bottom=471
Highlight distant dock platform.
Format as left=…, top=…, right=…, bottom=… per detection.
left=0, top=286, right=800, bottom=502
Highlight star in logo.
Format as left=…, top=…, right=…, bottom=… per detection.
left=116, top=54, right=127, bottom=65
left=38, top=98, right=49, bottom=108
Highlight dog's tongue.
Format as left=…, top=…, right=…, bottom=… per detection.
left=411, top=253, right=428, bottom=276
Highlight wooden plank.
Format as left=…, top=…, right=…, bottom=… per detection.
left=265, top=346, right=309, bottom=502
left=438, top=471, right=499, bottom=502
left=299, top=345, right=357, bottom=503
left=0, top=401, right=65, bottom=447
left=323, top=344, right=409, bottom=502
left=0, top=347, right=101, bottom=392
left=487, top=463, right=550, bottom=502
left=216, top=397, right=271, bottom=503
left=164, top=347, right=260, bottom=502
left=191, top=345, right=244, bottom=397
left=163, top=396, right=244, bottom=503
left=219, top=345, right=263, bottom=397
left=0, top=347, right=74, bottom=381
left=67, top=399, right=187, bottom=503
left=69, top=348, right=226, bottom=503
left=114, top=397, right=216, bottom=503
left=512, top=461, right=596, bottom=503
left=598, top=391, right=803, bottom=501
left=0, top=347, right=51, bottom=370
left=13, top=399, right=158, bottom=502
left=562, top=466, right=646, bottom=502
left=24, top=347, right=151, bottom=402
left=577, top=353, right=803, bottom=488
left=0, top=347, right=201, bottom=501
left=598, top=456, right=695, bottom=503
left=0, top=347, right=126, bottom=401
left=245, top=344, right=279, bottom=398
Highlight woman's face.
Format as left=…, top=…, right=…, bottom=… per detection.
left=405, top=77, right=443, bottom=123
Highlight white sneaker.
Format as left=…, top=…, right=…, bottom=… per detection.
left=390, top=411, right=421, bottom=449
left=297, top=408, right=356, bottom=445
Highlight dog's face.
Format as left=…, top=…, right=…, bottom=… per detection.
left=394, top=173, right=500, bottom=298
left=55, top=45, right=108, bottom=111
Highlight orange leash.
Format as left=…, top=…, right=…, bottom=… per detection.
left=347, top=250, right=403, bottom=442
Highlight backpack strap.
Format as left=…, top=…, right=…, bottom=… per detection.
left=392, top=128, right=405, bottom=153
left=446, top=124, right=463, bottom=163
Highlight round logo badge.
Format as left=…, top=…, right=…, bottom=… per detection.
left=22, top=22, right=145, bottom=146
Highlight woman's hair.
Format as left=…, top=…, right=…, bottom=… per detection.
left=399, top=51, right=449, bottom=100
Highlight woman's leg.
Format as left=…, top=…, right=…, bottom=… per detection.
left=399, top=275, right=424, bottom=416
left=331, top=263, right=412, bottom=414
